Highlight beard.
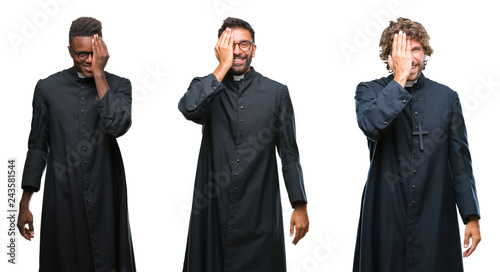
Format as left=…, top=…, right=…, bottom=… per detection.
left=228, top=50, right=253, bottom=76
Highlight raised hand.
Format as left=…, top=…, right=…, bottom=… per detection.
left=213, top=28, right=233, bottom=82
left=91, top=34, right=109, bottom=77
left=388, top=31, right=412, bottom=87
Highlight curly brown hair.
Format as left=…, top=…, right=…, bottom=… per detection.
left=69, top=17, right=102, bottom=44
left=379, top=17, right=434, bottom=72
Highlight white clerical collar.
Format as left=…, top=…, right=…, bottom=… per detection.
left=233, top=74, right=244, bottom=81
left=405, top=77, right=418, bottom=88
left=77, top=71, right=86, bottom=79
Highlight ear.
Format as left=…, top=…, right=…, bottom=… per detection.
left=251, top=44, right=257, bottom=58
left=67, top=46, right=73, bottom=57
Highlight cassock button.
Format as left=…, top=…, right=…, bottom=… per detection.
left=393, top=111, right=398, bottom=115
left=87, top=199, right=91, bottom=203
left=202, top=95, right=206, bottom=98
left=403, top=99, right=407, bottom=104
left=414, top=111, right=418, bottom=115
left=236, top=159, right=240, bottom=163
left=85, top=173, right=88, bottom=177
left=414, top=98, right=418, bottom=102
left=229, top=226, right=233, bottom=231
left=82, top=86, right=85, bottom=90
left=408, top=244, right=412, bottom=248
left=240, top=119, right=243, bottom=123
left=413, top=155, right=418, bottom=159
left=93, top=237, right=97, bottom=241
left=415, top=140, right=419, bottom=145
left=410, top=214, right=414, bottom=219
left=234, top=172, right=238, bottom=176
left=412, top=185, right=416, bottom=189
left=231, top=200, right=235, bottom=204
left=413, top=169, right=417, bottom=174
left=83, top=147, right=87, bottom=151
left=408, top=259, right=413, bottom=263
left=81, top=97, right=85, bottom=101
left=240, top=94, right=244, bottom=97
left=411, top=200, right=415, bottom=204
left=240, top=106, right=244, bottom=109
left=384, top=122, right=388, bottom=125
left=82, top=122, right=86, bottom=126
left=230, top=213, right=234, bottom=217
left=193, top=105, right=197, bottom=108
left=84, top=160, right=87, bottom=165
left=81, top=109, right=84, bottom=113
left=213, top=87, right=216, bottom=90
left=241, top=81, right=245, bottom=84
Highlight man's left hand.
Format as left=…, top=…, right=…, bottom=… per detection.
left=463, top=215, right=481, bottom=257
left=91, top=34, right=109, bottom=76
left=290, top=202, right=309, bottom=245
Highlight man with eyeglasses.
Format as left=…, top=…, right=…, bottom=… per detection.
left=179, top=17, right=309, bottom=272
left=17, top=17, right=136, bottom=271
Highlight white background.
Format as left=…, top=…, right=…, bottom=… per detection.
left=1, top=0, right=499, bottom=271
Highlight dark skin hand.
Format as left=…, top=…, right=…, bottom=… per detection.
left=290, top=202, right=309, bottom=245
left=17, top=190, right=35, bottom=240
left=92, top=34, right=110, bottom=99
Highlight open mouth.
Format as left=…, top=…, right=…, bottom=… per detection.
left=233, top=58, right=245, bottom=65
left=82, top=65, right=92, bottom=73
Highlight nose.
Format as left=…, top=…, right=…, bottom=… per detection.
left=233, top=43, right=242, bottom=55
left=85, top=53, right=93, bottom=64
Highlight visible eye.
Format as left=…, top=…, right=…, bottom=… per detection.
left=240, top=42, right=250, bottom=48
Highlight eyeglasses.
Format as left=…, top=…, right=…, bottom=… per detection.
left=234, top=40, right=254, bottom=52
left=69, top=46, right=93, bottom=61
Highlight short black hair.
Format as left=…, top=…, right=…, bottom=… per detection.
left=218, top=17, right=255, bottom=43
left=69, top=17, right=102, bottom=44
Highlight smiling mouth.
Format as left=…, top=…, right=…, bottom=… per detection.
left=82, top=65, right=92, bottom=72
left=233, top=58, right=245, bottom=64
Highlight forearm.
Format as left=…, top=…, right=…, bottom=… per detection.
left=213, top=63, right=231, bottom=83
left=179, top=75, right=224, bottom=124
left=94, top=72, right=110, bottom=99
left=20, top=190, right=34, bottom=209
left=355, top=80, right=412, bottom=141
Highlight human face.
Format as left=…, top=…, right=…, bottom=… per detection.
left=228, top=28, right=256, bottom=76
left=68, top=36, right=94, bottom=78
left=408, top=39, right=425, bottom=81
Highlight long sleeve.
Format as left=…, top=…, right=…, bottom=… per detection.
left=276, top=87, right=307, bottom=207
left=448, top=92, right=480, bottom=224
left=22, top=81, right=49, bottom=192
left=355, top=79, right=412, bottom=142
left=178, top=74, right=224, bottom=125
left=94, top=77, right=132, bottom=138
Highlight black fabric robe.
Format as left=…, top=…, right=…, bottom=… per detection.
left=179, top=68, right=307, bottom=272
left=21, top=68, right=136, bottom=272
left=353, top=74, right=480, bottom=272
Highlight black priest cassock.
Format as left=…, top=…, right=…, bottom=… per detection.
left=21, top=68, right=136, bottom=272
left=179, top=68, right=307, bottom=272
left=353, top=73, right=480, bottom=271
